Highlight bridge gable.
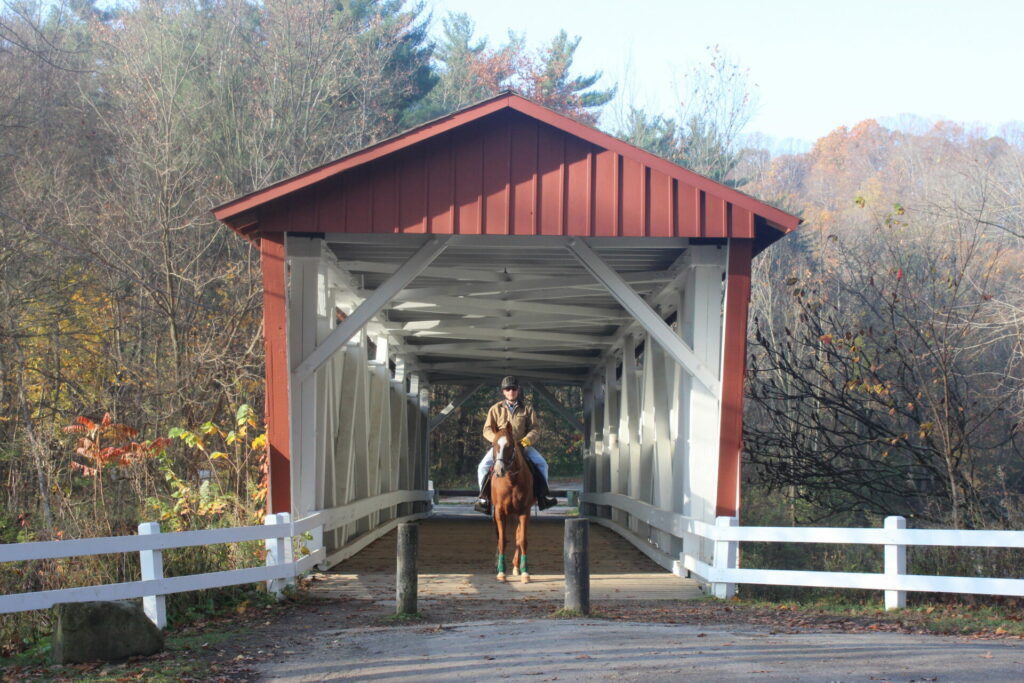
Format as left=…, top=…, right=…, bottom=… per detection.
left=214, top=93, right=798, bottom=247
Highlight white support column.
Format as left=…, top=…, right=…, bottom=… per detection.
left=637, top=332, right=659, bottom=537
left=649, top=338, right=674, bottom=554
left=680, top=254, right=726, bottom=538
left=352, top=337, right=372, bottom=535
left=138, top=522, right=166, bottom=629
left=885, top=516, right=907, bottom=609
left=374, top=334, right=390, bottom=365
left=602, top=356, right=619, bottom=511
left=418, top=382, right=431, bottom=502
left=582, top=382, right=596, bottom=515
left=366, top=336, right=390, bottom=528
left=712, top=516, right=737, bottom=599
left=621, top=335, right=640, bottom=530
left=287, top=242, right=321, bottom=517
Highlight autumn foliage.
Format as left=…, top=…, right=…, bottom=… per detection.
left=63, top=414, right=168, bottom=476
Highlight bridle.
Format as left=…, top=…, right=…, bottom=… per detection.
left=493, top=429, right=522, bottom=478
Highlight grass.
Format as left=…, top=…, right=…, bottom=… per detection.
left=0, top=588, right=274, bottom=681
left=0, top=623, right=253, bottom=682
left=732, top=596, right=1024, bottom=637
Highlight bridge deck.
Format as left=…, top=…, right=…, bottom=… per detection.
left=309, top=507, right=702, bottom=602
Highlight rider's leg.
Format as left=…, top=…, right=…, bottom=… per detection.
left=524, top=447, right=548, bottom=484
left=474, top=451, right=494, bottom=514
left=524, top=447, right=558, bottom=509
left=477, top=451, right=494, bottom=490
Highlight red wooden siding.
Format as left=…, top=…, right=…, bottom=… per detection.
left=257, top=112, right=771, bottom=240
left=716, top=239, right=753, bottom=518
left=260, top=234, right=292, bottom=514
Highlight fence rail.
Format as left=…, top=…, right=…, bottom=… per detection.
left=0, top=489, right=431, bottom=627
left=582, top=491, right=1024, bottom=607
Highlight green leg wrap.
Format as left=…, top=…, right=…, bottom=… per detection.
left=519, top=554, right=528, bottom=574
left=496, top=554, right=506, bottom=573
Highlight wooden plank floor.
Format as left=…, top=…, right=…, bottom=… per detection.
left=308, top=510, right=702, bottom=601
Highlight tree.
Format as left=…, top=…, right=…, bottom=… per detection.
left=404, top=12, right=522, bottom=124
left=744, top=122, right=1024, bottom=528
left=619, top=46, right=756, bottom=185
left=519, top=30, right=614, bottom=125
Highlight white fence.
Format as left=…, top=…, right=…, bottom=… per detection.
left=582, top=492, right=1024, bottom=608
left=0, top=490, right=431, bottom=628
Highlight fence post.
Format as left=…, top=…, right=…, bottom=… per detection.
left=138, top=522, right=166, bottom=629
left=564, top=518, right=590, bottom=614
left=396, top=521, right=418, bottom=615
left=711, top=516, right=737, bottom=599
left=265, top=512, right=292, bottom=599
left=884, top=515, right=907, bottom=610
left=308, top=521, right=328, bottom=571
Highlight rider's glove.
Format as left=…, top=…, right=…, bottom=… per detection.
left=497, top=436, right=508, bottom=447
left=520, top=437, right=531, bottom=447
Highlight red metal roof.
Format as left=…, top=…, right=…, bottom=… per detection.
left=213, top=93, right=800, bottom=242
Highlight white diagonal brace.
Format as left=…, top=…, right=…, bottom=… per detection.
left=526, top=382, right=584, bottom=434
left=292, top=237, right=451, bottom=384
left=566, top=238, right=721, bottom=397
left=429, top=383, right=484, bottom=432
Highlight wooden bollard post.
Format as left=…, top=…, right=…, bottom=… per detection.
left=396, top=521, right=418, bottom=615
left=563, top=518, right=590, bottom=615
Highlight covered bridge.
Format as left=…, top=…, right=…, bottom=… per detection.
left=213, top=92, right=800, bottom=575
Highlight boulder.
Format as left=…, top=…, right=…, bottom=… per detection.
left=51, top=600, right=164, bottom=664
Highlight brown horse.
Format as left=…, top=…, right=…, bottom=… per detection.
left=490, top=424, right=535, bottom=583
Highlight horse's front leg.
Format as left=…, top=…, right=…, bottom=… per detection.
left=515, top=512, right=530, bottom=583
left=494, top=512, right=507, bottom=582
left=512, top=517, right=520, bottom=577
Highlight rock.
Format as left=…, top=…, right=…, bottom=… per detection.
left=51, top=600, right=164, bottom=664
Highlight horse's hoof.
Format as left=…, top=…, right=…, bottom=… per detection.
left=521, top=573, right=530, bottom=584
left=512, top=567, right=520, bottom=576
left=496, top=573, right=506, bottom=582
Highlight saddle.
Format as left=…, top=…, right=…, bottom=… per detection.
left=481, top=457, right=551, bottom=504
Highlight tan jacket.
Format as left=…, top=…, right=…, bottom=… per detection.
left=483, top=400, right=540, bottom=446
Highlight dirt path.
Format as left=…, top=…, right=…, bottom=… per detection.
left=255, top=618, right=1024, bottom=682
left=179, top=512, right=1023, bottom=682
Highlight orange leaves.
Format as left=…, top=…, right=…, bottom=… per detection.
left=63, top=413, right=166, bottom=471
left=70, top=461, right=99, bottom=477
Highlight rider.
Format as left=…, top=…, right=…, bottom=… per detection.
left=474, top=375, right=559, bottom=515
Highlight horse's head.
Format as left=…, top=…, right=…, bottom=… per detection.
left=492, top=426, right=515, bottom=478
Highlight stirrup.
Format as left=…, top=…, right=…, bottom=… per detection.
left=473, top=499, right=492, bottom=515
left=538, top=496, right=558, bottom=511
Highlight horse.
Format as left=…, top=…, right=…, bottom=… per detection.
left=490, top=424, right=535, bottom=583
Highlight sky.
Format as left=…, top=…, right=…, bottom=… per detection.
left=426, top=0, right=1024, bottom=149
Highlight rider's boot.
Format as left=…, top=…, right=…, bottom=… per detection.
left=473, top=474, right=492, bottom=515
left=535, top=475, right=558, bottom=511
